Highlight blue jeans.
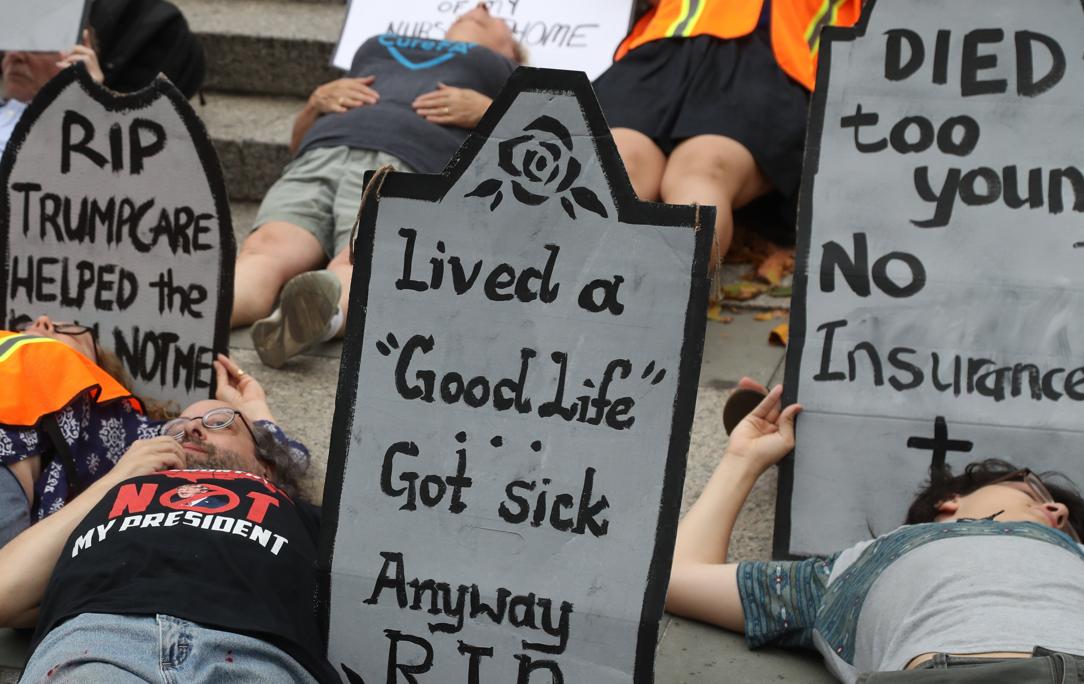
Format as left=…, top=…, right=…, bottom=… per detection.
left=21, top=613, right=318, bottom=683
left=857, top=649, right=1084, bottom=683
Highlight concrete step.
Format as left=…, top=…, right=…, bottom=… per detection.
left=176, top=0, right=345, bottom=97
left=196, top=92, right=300, bottom=201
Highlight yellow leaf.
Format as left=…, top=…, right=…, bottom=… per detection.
left=769, top=323, right=790, bottom=346
left=722, top=282, right=768, bottom=301
left=707, top=304, right=734, bottom=322
left=754, top=309, right=790, bottom=322
left=756, top=246, right=795, bottom=286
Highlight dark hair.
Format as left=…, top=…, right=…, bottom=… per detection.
left=96, top=346, right=177, bottom=420
left=251, top=423, right=308, bottom=503
left=905, top=459, right=1084, bottom=539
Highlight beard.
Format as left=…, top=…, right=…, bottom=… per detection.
left=184, top=439, right=253, bottom=473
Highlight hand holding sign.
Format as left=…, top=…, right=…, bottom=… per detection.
left=55, top=31, right=103, bottom=84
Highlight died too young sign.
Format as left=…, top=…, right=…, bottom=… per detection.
left=779, top=0, right=1084, bottom=557
left=332, top=0, right=635, bottom=80
left=0, top=65, right=234, bottom=408
left=318, top=68, right=711, bottom=683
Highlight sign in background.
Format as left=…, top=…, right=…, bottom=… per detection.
left=318, top=68, right=711, bottom=683
left=779, top=0, right=1084, bottom=557
left=0, top=0, right=89, bottom=52
left=0, top=66, right=234, bottom=409
left=332, top=0, right=635, bottom=80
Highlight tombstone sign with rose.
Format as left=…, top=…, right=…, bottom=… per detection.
left=318, top=68, right=712, bottom=683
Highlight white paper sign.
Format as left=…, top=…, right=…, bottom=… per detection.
left=0, top=0, right=88, bottom=52
left=332, top=0, right=634, bottom=80
left=318, top=68, right=711, bottom=684
left=0, top=67, right=235, bottom=409
left=779, top=0, right=1084, bottom=557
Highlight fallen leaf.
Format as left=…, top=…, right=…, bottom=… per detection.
left=753, top=309, right=789, bottom=322
left=722, top=282, right=768, bottom=301
left=706, top=304, right=734, bottom=322
left=769, top=323, right=789, bottom=346
left=756, top=246, right=795, bottom=285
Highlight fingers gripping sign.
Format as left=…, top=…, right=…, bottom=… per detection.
left=726, top=385, right=802, bottom=475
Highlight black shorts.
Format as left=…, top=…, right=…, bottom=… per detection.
left=593, top=33, right=811, bottom=201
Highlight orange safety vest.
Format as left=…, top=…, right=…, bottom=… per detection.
left=0, top=331, right=142, bottom=427
left=614, top=0, right=863, bottom=91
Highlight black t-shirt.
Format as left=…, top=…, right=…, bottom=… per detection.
left=296, top=33, right=517, bottom=173
left=33, top=470, right=339, bottom=684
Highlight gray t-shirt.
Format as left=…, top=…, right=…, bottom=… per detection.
left=738, top=520, right=1084, bottom=682
left=296, top=34, right=517, bottom=173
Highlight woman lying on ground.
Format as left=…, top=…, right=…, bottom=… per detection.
left=668, top=383, right=1084, bottom=683
left=0, top=315, right=309, bottom=548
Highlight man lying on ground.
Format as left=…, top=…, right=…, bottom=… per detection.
left=0, top=338, right=334, bottom=681
left=667, top=384, right=1084, bottom=683
left=0, top=315, right=308, bottom=548
left=232, top=2, right=524, bottom=368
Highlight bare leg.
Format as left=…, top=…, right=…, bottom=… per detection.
left=231, top=222, right=326, bottom=327
left=660, top=135, right=772, bottom=267
left=611, top=128, right=667, bottom=201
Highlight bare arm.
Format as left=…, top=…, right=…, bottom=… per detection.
left=665, top=384, right=801, bottom=631
left=0, top=438, right=184, bottom=626
left=290, top=76, right=380, bottom=155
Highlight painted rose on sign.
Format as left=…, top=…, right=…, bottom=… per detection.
left=465, top=115, right=608, bottom=220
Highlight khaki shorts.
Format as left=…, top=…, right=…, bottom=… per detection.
left=252, top=146, right=414, bottom=258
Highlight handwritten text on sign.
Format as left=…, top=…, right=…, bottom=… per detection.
left=780, top=0, right=1084, bottom=556
left=1, top=69, right=233, bottom=408
left=322, top=71, right=708, bottom=683
left=332, top=0, right=633, bottom=79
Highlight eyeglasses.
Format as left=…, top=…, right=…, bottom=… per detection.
left=988, top=469, right=1081, bottom=542
left=160, top=408, right=258, bottom=446
left=14, top=320, right=99, bottom=364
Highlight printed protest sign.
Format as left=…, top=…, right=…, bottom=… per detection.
left=779, top=0, right=1084, bottom=557
left=318, top=68, right=711, bottom=683
left=332, top=0, right=634, bottom=80
left=0, top=66, right=234, bottom=409
left=0, top=0, right=89, bottom=52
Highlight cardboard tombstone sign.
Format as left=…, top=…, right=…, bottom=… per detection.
left=332, top=0, right=635, bottom=80
left=0, top=0, right=89, bottom=52
left=0, top=66, right=234, bottom=408
left=318, top=68, right=711, bottom=683
left=779, top=0, right=1084, bottom=557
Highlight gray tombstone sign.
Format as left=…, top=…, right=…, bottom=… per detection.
left=0, top=67, right=234, bottom=408
left=318, top=69, right=711, bottom=683
left=779, top=0, right=1084, bottom=557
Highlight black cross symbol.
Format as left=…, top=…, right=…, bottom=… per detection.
left=907, top=416, right=973, bottom=469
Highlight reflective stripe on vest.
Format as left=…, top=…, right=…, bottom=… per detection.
left=0, top=331, right=141, bottom=427
left=805, top=0, right=851, bottom=55
left=613, top=0, right=863, bottom=91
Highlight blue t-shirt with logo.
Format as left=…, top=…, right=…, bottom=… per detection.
left=296, top=34, right=517, bottom=173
